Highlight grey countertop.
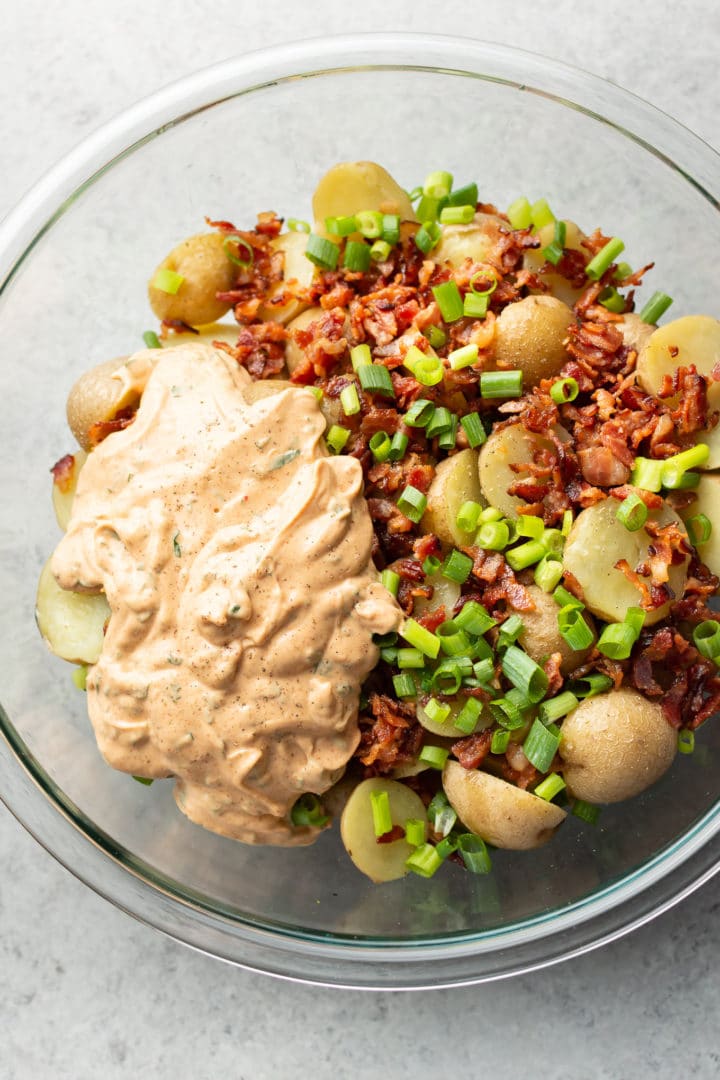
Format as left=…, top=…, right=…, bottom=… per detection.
left=2, top=1, right=719, bottom=1076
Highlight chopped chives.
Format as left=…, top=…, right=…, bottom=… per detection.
left=370, top=239, right=392, bottom=262
left=538, top=691, right=579, bottom=725
left=549, top=377, right=579, bottom=404
left=339, top=382, right=361, bottom=416
left=418, top=744, right=450, bottom=769
left=506, top=196, right=533, bottom=230
left=596, top=622, right=639, bottom=660
left=534, top=772, right=566, bottom=802
left=543, top=220, right=566, bottom=266
left=357, top=363, right=395, bottom=398
left=456, top=500, right=483, bottom=533
left=553, top=585, right=584, bottom=610
left=406, top=843, right=443, bottom=878
left=571, top=799, right=601, bottom=825
left=397, top=648, right=426, bottom=669
left=567, top=673, right=614, bottom=699
left=448, top=343, right=479, bottom=370
left=392, top=673, right=417, bottom=698
left=476, top=520, right=510, bottom=551
left=447, top=182, right=478, bottom=208
left=380, top=568, right=400, bottom=597
left=523, top=717, right=560, bottom=772
left=423, top=170, right=453, bottom=198
left=437, top=415, right=458, bottom=450
left=370, top=790, right=393, bottom=837
left=557, top=605, right=594, bottom=651
left=381, top=214, right=401, bottom=245
left=456, top=833, right=492, bottom=875
left=388, top=431, right=409, bottom=461
left=355, top=210, right=383, bottom=238
left=404, top=818, right=426, bottom=847
left=397, top=485, right=427, bottom=523
left=402, top=619, right=441, bottom=659
left=440, top=205, right=475, bottom=225
left=454, top=698, right=483, bottom=735
left=480, top=370, right=523, bottom=398
left=505, top=540, right=546, bottom=572
left=693, top=620, right=720, bottom=660
left=424, top=697, right=451, bottom=725
left=599, top=286, right=626, bottom=313
left=326, top=425, right=350, bottom=454
left=343, top=240, right=371, bottom=272
left=325, top=215, right=358, bottom=237
left=441, top=549, right=474, bottom=585
left=151, top=268, right=184, bottom=294
left=516, top=515, right=545, bottom=540
left=678, top=730, right=695, bottom=755
left=687, top=513, right=712, bottom=546
left=530, top=198, right=555, bottom=229
left=501, top=645, right=549, bottom=703
left=534, top=555, right=563, bottom=593
left=287, top=218, right=311, bottom=233
left=415, top=222, right=442, bottom=254
left=304, top=234, right=340, bottom=270
left=436, top=619, right=471, bottom=656
left=460, top=412, right=487, bottom=448
left=490, top=728, right=511, bottom=755
left=639, top=291, right=673, bottom=324
left=369, top=430, right=392, bottom=462
left=291, top=793, right=329, bottom=827
left=350, top=343, right=372, bottom=371
left=142, top=330, right=162, bottom=349
left=630, top=456, right=665, bottom=492
left=616, top=492, right=648, bottom=532
left=464, top=293, right=489, bottom=319
left=425, top=406, right=453, bottom=438
left=585, top=237, right=625, bottom=281
left=422, top=554, right=441, bottom=576
left=425, top=325, right=447, bottom=349
left=455, top=600, right=496, bottom=636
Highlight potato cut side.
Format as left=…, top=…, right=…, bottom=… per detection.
left=523, top=220, right=587, bottom=307
left=36, top=559, right=110, bottom=664
left=259, top=230, right=317, bottom=325
left=412, top=574, right=460, bottom=622
left=420, top=449, right=484, bottom=547
left=562, top=499, right=689, bottom=625
left=160, top=321, right=240, bottom=350
left=285, top=306, right=324, bottom=374
left=52, top=449, right=87, bottom=530
left=312, top=161, right=416, bottom=225
left=492, top=294, right=575, bottom=387
left=340, top=778, right=427, bottom=883
left=636, top=315, right=720, bottom=468
left=517, top=584, right=595, bottom=675
left=416, top=696, right=491, bottom=740
left=478, top=423, right=558, bottom=518
left=559, top=688, right=676, bottom=803
left=442, top=761, right=566, bottom=850
left=679, top=473, right=720, bottom=576
left=433, top=213, right=508, bottom=269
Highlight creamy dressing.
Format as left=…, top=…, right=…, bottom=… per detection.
left=52, top=345, right=400, bottom=845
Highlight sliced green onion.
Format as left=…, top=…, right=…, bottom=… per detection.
left=454, top=698, right=483, bottom=735
left=523, top=717, right=560, bottom=772
left=671, top=471, right=701, bottom=491
left=408, top=186, right=423, bottom=203
left=506, top=196, right=533, bottom=230
left=397, top=648, right=426, bottom=669
left=460, top=412, right=487, bottom=448
left=441, top=549, right=474, bottom=584
left=448, top=182, right=478, bottom=208
left=456, top=600, right=496, bottom=637
left=406, top=843, right=443, bottom=878
left=490, top=696, right=524, bottom=730
left=553, top=585, right=583, bottom=610
left=448, top=343, right=479, bottom=370
left=392, top=673, right=417, bottom=698
left=693, top=620, right=720, bottom=660
left=370, top=790, right=393, bottom=837
left=687, top=514, right=712, bottom=546
left=142, top=330, right=162, bottom=349
left=505, top=540, right=546, bottom=572
left=479, top=506, right=502, bottom=523
left=305, top=234, right=340, bottom=270
left=543, top=220, right=567, bottom=266
left=550, top=377, right=579, bottom=404
left=567, top=673, right=614, bottom=699
left=415, top=222, right=442, bottom=254
left=326, top=425, right=350, bottom=454
left=423, top=170, right=453, bottom=198
left=440, top=204, right=475, bottom=225
left=614, top=261, right=633, bottom=281
left=436, top=621, right=471, bottom=657
left=456, top=500, right=483, bottom=533
left=469, top=270, right=498, bottom=298
left=534, top=555, right=563, bottom=593
left=515, top=515, right=545, bottom=540
left=473, top=657, right=495, bottom=684
left=480, top=370, right=523, bottom=399
left=425, top=325, right=447, bottom=349
left=380, top=568, right=400, bottom=597
left=456, top=833, right=492, bottom=874
left=291, top=793, right=329, bottom=827
left=388, top=431, right=409, bottom=461
left=490, top=729, right=511, bottom=754
left=585, top=237, right=625, bottom=281
left=540, top=528, right=564, bottom=556
left=308, top=386, right=323, bottom=403
left=538, top=691, right=579, bottom=725
left=151, top=268, right=184, bottom=294
left=409, top=354, right=444, bottom=387
left=71, top=665, right=88, bottom=691
left=561, top=509, right=573, bottom=536
left=678, top=730, right=695, bottom=755
left=531, top=198, right=555, bottom=229
left=402, top=619, right=441, bottom=659
left=325, top=215, right=358, bottom=237
left=288, top=218, right=311, bottom=234
left=404, top=818, right=426, bottom=847
left=661, top=443, right=710, bottom=488
left=463, top=292, right=489, bottom=319
left=616, top=492, right=648, bottom=532
left=630, top=456, right=665, bottom=492
left=572, top=799, right=601, bottom=825
left=340, top=382, right=361, bottom=416
left=434, top=835, right=458, bottom=861
left=373, top=630, right=399, bottom=648
left=350, top=343, right=372, bottom=370
left=558, top=605, right=594, bottom=651
left=224, top=236, right=255, bottom=268
left=502, top=645, right=549, bottom=703
left=356, top=210, right=383, bottom=239
left=343, top=240, right=371, bottom=272
left=425, top=697, right=452, bottom=726
left=370, top=239, right=392, bottom=262
left=405, top=399, right=435, bottom=428
left=599, top=286, right=626, bottom=313
left=437, top=415, right=458, bottom=452
left=416, top=194, right=446, bottom=224
left=639, top=291, right=673, bottom=324
left=422, top=554, right=442, bottom=576
left=476, top=520, right=510, bottom=551
left=596, top=622, right=639, bottom=660
left=533, top=772, right=566, bottom=801
left=418, top=744, right=450, bottom=770
left=425, top=406, right=452, bottom=438
left=369, top=431, right=391, bottom=462
left=132, top=775, right=154, bottom=786
left=381, top=213, right=401, bottom=244
left=396, top=485, right=427, bottom=523
left=380, top=648, right=398, bottom=667
left=430, top=664, right=462, bottom=696
left=357, top=363, right=395, bottom=398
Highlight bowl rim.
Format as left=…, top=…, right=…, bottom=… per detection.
left=2, top=32, right=719, bottom=989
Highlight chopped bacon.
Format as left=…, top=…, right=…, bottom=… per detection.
left=87, top=407, right=136, bottom=448
left=451, top=730, right=493, bottom=770
left=416, top=605, right=447, bottom=633
left=543, top=652, right=564, bottom=697
left=357, top=694, right=423, bottom=774
left=224, top=321, right=287, bottom=379
left=50, top=453, right=77, bottom=493
left=376, top=824, right=406, bottom=844
left=578, top=446, right=631, bottom=487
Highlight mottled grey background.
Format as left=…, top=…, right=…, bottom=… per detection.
left=1, top=1, right=719, bottom=1077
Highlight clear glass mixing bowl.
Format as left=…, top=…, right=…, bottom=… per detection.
left=1, top=34, right=719, bottom=989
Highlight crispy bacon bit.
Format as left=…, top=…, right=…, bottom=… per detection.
left=224, top=321, right=287, bottom=379
left=543, top=652, right=564, bottom=697
left=376, top=824, right=406, bottom=844
left=87, top=407, right=136, bottom=448
left=416, top=605, right=447, bottom=633
left=578, top=446, right=631, bottom=487
left=451, top=730, right=493, bottom=770
left=357, top=693, right=423, bottom=774
left=50, top=454, right=76, bottom=492
left=289, top=308, right=347, bottom=383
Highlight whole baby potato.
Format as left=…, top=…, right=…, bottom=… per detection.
left=420, top=448, right=484, bottom=547
left=517, top=584, right=595, bottom=674
left=559, top=688, right=677, bottom=803
left=66, top=357, right=137, bottom=451
left=442, top=760, right=566, bottom=850
left=492, top=295, right=575, bottom=387
left=148, top=232, right=235, bottom=326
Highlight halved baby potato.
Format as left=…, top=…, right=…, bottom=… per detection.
left=36, top=559, right=110, bottom=664
left=148, top=232, right=235, bottom=326
left=491, top=295, right=575, bottom=387
left=160, top=321, right=240, bottom=350
left=562, top=499, right=689, bottom=625
left=478, top=423, right=562, bottom=518
left=523, top=220, right=587, bottom=308
left=433, top=213, right=507, bottom=269
left=442, top=760, right=566, bottom=849
left=517, top=584, right=595, bottom=675
left=416, top=696, right=491, bottom=740
left=412, top=573, right=461, bottom=621
left=312, top=161, right=416, bottom=225
left=259, top=230, right=317, bottom=325
left=340, top=777, right=427, bottom=883
left=420, top=448, right=484, bottom=547
left=636, top=315, right=720, bottom=467
left=52, top=449, right=87, bottom=530
left=66, top=357, right=137, bottom=452
left=285, top=306, right=324, bottom=374
left=679, top=473, right=720, bottom=576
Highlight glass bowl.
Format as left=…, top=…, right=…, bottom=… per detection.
left=1, top=34, right=719, bottom=990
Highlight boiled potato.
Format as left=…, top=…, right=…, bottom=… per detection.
left=259, top=231, right=317, bottom=325
left=242, top=378, right=293, bottom=403
left=52, top=449, right=87, bottom=530
left=285, top=306, right=324, bottom=374
left=492, top=295, right=575, bottom=387
left=340, top=778, right=427, bottom=883
left=517, top=584, right=595, bottom=674
left=312, top=161, right=416, bottom=225
left=523, top=220, right=587, bottom=307
left=416, top=696, right=491, bottom=739
left=433, top=213, right=507, bottom=269
left=390, top=733, right=454, bottom=779
left=148, top=232, right=235, bottom=326
left=413, top=573, right=460, bottom=620
left=160, top=321, right=239, bottom=350
left=563, top=499, right=689, bottom=625
left=36, top=559, right=110, bottom=664
left=618, top=312, right=654, bottom=356
left=420, top=448, right=484, bottom=547
left=442, top=760, right=566, bottom=849
left=478, top=423, right=562, bottom=518
left=679, top=473, right=720, bottom=576
left=636, top=315, right=720, bottom=468
left=66, top=357, right=137, bottom=451
left=559, top=688, right=677, bottom=803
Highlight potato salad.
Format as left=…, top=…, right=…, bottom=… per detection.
left=39, top=161, right=720, bottom=884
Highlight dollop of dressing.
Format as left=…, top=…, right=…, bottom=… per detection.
left=52, top=345, right=400, bottom=845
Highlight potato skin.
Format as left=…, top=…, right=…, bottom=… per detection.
left=148, top=232, right=235, bottom=326
left=517, top=584, right=595, bottom=675
left=442, top=760, right=566, bottom=850
left=420, top=448, right=483, bottom=547
left=66, top=357, right=137, bottom=451
left=492, top=295, right=574, bottom=387
left=559, top=688, right=677, bottom=803
left=312, top=161, right=416, bottom=223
